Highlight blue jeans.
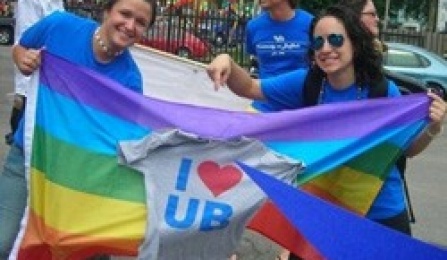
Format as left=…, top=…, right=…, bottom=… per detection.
left=0, top=145, right=26, bottom=260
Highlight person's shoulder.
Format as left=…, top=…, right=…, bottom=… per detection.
left=55, top=11, right=91, bottom=23
left=41, top=10, right=86, bottom=26
left=295, top=9, right=314, bottom=23
left=52, top=11, right=97, bottom=31
left=250, top=11, right=270, bottom=22
left=247, top=12, right=269, bottom=28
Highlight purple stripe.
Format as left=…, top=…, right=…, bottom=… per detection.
left=40, top=52, right=429, bottom=141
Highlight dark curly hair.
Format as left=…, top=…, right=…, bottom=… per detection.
left=308, top=4, right=384, bottom=88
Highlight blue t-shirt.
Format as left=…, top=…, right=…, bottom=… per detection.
left=14, top=11, right=143, bottom=147
left=260, top=69, right=406, bottom=220
left=246, top=9, right=313, bottom=111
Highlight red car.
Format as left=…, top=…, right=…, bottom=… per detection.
left=138, top=17, right=210, bottom=59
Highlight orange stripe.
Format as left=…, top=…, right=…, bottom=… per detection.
left=18, top=210, right=142, bottom=260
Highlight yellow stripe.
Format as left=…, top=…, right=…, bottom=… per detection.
left=306, top=166, right=382, bottom=214
left=30, top=168, right=147, bottom=239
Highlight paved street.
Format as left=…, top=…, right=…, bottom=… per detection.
left=0, top=45, right=446, bottom=258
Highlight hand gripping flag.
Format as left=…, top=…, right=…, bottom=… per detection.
left=12, top=51, right=434, bottom=259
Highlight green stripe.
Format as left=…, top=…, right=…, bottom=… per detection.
left=345, top=142, right=402, bottom=180
left=298, top=142, right=402, bottom=184
left=31, top=126, right=146, bottom=203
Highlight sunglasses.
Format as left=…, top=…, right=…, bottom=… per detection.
left=311, top=34, right=345, bottom=51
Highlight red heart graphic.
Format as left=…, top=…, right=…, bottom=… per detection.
left=197, top=161, right=243, bottom=197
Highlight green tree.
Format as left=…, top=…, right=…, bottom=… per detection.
left=301, top=0, right=336, bottom=15
left=302, top=0, right=436, bottom=32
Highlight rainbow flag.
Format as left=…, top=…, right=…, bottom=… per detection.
left=14, top=51, right=429, bottom=259
left=239, top=162, right=447, bottom=259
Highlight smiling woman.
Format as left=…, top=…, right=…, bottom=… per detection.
left=205, top=3, right=446, bottom=260
left=0, top=0, right=158, bottom=258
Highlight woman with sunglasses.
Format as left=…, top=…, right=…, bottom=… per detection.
left=0, top=0, right=157, bottom=258
left=338, top=0, right=383, bottom=51
left=207, top=4, right=445, bottom=256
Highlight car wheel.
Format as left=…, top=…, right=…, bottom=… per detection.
left=427, top=83, right=446, bottom=100
left=176, top=47, right=192, bottom=59
left=0, top=26, right=13, bottom=45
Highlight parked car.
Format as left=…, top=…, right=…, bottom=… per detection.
left=383, top=42, right=447, bottom=99
left=138, top=17, right=210, bottom=59
left=0, top=16, right=14, bottom=45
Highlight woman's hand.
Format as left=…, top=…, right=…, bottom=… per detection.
left=13, top=46, right=42, bottom=76
left=206, top=54, right=232, bottom=91
left=426, top=90, right=446, bottom=135
left=400, top=90, right=445, bottom=157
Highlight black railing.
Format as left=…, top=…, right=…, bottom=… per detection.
left=64, top=3, right=446, bottom=67
left=64, top=3, right=253, bottom=66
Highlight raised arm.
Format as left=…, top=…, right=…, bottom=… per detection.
left=206, top=54, right=265, bottom=100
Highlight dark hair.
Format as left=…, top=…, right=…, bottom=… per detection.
left=288, top=0, right=298, bottom=9
left=337, top=0, right=368, bottom=16
left=308, top=4, right=383, bottom=87
left=103, top=0, right=157, bottom=27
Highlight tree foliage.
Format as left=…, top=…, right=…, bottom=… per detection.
left=300, top=0, right=435, bottom=30
left=301, top=0, right=429, bottom=18
left=300, top=0, right=337, bottom=15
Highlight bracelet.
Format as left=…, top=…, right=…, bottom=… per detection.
left=425, top=126, right=444, bottom=138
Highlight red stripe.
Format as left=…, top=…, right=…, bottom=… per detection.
left=248, top=201, right=325, bottom=260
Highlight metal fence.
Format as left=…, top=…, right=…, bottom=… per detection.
left=64, top=3, right=447, bottom=67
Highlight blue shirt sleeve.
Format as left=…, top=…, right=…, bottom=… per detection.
left=386, top=79, right=402, bottom=97
left=19, top=11, right=64, bottom=49
left=260, top=69, right=308, bottom=111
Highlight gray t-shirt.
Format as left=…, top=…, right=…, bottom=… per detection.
left=118, top=129, right=303, bottom=260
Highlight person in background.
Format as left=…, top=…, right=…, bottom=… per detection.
left=207, top=4, right=445, bottom=259
left=338, top=0, right=383, bottom=50
left=246, top=0, right=313, bottom=112
left=0, top=0, right=157, bottom=258
left=5, top=0, right=65, bottom=146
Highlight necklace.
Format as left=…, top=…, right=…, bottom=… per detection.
left=318, top=78, right=363, bottom=104
left=94, top=27, right=123, bottom=58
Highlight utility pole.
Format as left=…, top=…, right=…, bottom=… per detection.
left=383, top=0, right=390, bottom=30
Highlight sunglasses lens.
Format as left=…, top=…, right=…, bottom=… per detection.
left=328, top=34, right=344, bottom=48
left=311, top=36, right=324, bottom=50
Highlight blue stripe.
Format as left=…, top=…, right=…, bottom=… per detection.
left=266, top=120, right=425, bottom=178
left=36, top=84, right=150, bottom=155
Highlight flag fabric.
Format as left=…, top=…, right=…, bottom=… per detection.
left=13, top=51, right=431, bottom=259
left=130, top=45, right=250, bottom=111
left=239, top=162, right=447, bottom=259
left=117, top=129, right=302, bottom=259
